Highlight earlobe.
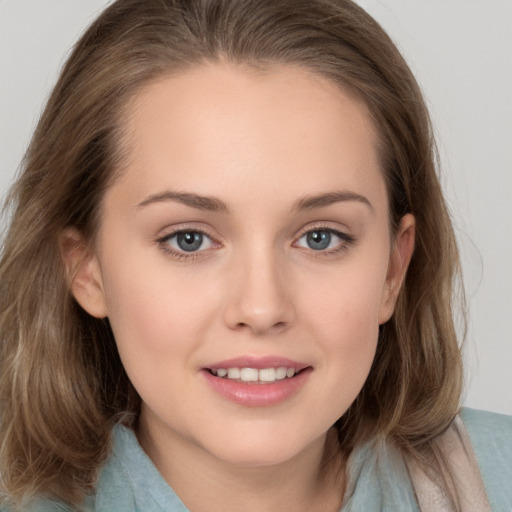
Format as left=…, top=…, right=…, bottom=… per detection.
left=378, top=214, right=415, bottom=324
left=59, top=228, right=108, bottom=319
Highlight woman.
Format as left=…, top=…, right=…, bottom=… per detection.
left=0, top=1, right=510, bottom=510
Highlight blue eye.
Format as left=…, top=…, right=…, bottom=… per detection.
left=163, top=230, right=214, bottom=253
left=305, top=230, right=332, bottom=250
left=296, top=228, right=352, bottom=252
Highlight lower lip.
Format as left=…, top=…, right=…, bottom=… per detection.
left=201, top=368, right=312, bottom=407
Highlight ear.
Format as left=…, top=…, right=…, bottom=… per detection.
left=378, top=213, right=415, bottom=324
left=59, top=228, right=108, bottom=319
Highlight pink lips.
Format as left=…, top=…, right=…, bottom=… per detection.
left=201, top=356, right=312, bottom=407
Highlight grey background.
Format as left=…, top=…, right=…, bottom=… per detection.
left=1, top=0, right=511, bottom=414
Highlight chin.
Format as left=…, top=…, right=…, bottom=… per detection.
left=202, top=429, right=324, bottom=469
left=214, top=448, right=300, bottom=468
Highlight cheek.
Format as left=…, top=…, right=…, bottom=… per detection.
left=100, top=253, right=221, bottom=359
left=304, top=259, right=387, bottom=336
left=320, top=294, right=380, bottom=381
left=100, top=262, right=220, bottom=412
left=300, top=255, right=388, bottom=384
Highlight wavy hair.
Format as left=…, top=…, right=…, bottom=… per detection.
left=0, top=0, right=464, bottom=507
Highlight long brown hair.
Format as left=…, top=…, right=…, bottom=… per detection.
left=0, top=0, right=464, bottom=507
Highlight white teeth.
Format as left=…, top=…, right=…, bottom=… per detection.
left=212, top=366, right=299, bottom=382
left=259, top=368, right=276, bottom=382
left=240, top=368, right=259, bottom=382
left=227, top=368, right=241, bottom=379
left=276, top=367, right=287, bottom=380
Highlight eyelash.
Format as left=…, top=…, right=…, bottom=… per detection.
left=156, top=228, right=219, bottom=262
left=156, top=225, right=356, bottom=261
left=294, top=224, right=356, bottom=257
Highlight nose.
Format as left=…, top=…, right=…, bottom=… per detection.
left=223, top=245, right=296, bottom=335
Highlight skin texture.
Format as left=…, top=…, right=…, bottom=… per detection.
left=66, top=63, right=415, bottom=511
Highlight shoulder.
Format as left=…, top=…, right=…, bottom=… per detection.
left=92, top=425, right=148, bottom=511
left=1, top=425, right=187, bottom=512
left=460, top=407, right=512, bottom=510
left=0, top=498, right=74, bottom=512
left=93, top=424, right=189, bottom=512
left=461, top=406, right=512, bottom=438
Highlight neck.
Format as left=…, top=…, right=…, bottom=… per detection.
left=137, top=418, right=344, bottom=512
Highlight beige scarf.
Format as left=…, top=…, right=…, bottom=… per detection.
left=407, top=416, right=492, bottom=512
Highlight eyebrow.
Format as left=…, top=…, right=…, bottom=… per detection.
left=137, top=189, right=373, bottom=214
left=137, top=191, right=230, bottom=213
left=293, top=191, right=374, bottom=213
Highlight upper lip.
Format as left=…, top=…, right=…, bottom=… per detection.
left=204, top=356, right=310, bottom=371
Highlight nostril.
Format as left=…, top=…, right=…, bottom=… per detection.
left=234, top=320, right=288, bottom=334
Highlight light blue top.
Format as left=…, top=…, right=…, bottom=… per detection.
left=10, top=408, right=512, bottom=511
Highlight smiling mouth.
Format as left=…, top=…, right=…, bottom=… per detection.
left=206, top=367, right=308, bottom=383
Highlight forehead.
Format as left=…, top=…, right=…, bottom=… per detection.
left=109, top=62, right=386, bottom=215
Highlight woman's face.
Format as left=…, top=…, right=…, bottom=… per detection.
left=71, top=63, right=414, bottom=469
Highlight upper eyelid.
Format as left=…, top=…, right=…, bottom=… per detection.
left=293, top=225, right=356, bottom=251
left=156, top=228, right=219, bottom=259
left=294, top=223, right=352, bottom=239
left=156, top=228, right=219, bottom=253
left=156, top=224, right=218, bottom=241
left=154, top=223, right=353, bottom=246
